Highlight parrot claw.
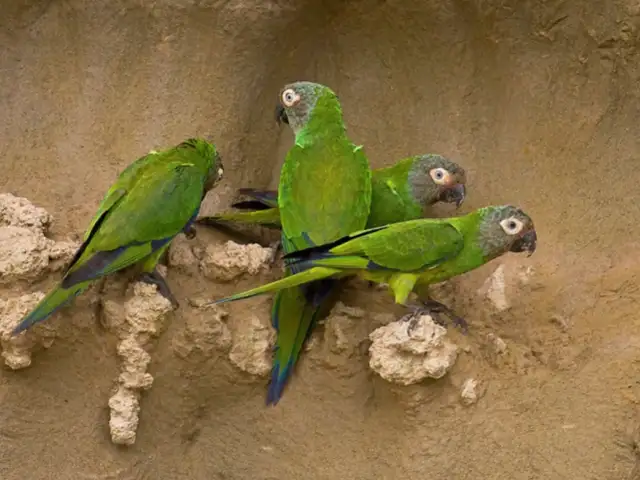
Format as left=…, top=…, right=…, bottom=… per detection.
left=183, top=224, right=197, bottom=240
left=268, top=240, right=282, bottom=265
left=139, top=270, right=180, bottom=309
left=399, top=311, right=423, bottom=336
left=403, top=300, right=468, bottom=334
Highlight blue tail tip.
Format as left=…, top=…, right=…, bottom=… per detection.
left=266, top=385, right=284, bottom=406
left=11, top=323, right=28, bottom=337
left=266, top=365, right=291, bottom=406
left=205, top=298, right=228, bottom=306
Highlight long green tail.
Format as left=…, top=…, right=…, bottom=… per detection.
left=266, top=277, right=339, bottom=405
left=208, top=233, right=344, bottom=405
left=12, top=281, right=90, bottom=335
left=211, top=266, right=341, bottom=305
left=209, top=208, right=281, bottom=226
left=197, top=187, right=282, bottom=229
left=267, top=287, right=314, bottom=404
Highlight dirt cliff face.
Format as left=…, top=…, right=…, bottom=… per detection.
left=2, top=0, right=640, bottom=478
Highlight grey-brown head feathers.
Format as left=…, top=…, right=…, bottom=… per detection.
left=477, top=205, right=537, bottom=259
left=408, top=154, right=467, bottom=207
left=275, top=81, right=341, bottom=135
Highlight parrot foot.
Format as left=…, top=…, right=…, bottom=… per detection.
left=183, top=224, right=197, bottom=240
left=402, top=300, right=468, bottom=334
left=268, top=240, right=282, bottom=265
left=139, top=270, right=180, bottom=309
left=398, top=311, right=423, bottom=336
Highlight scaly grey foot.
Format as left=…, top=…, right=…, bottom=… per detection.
left=139, top=269, right=179, bottom=308
left=400, top=299, right=468, bottom=334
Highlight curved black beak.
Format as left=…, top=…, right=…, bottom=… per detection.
left=440, top=183, right=466, bottom=208
left=510, top=229, right=537, bottom=257
left=275, top=104, right=289, bottom=125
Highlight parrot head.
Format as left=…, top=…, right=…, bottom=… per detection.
left=478, top=205, right=537, bottom=260
left=275, top=81, right=341, bottom=134
left=205, top=149, right=224, bottom=191
left=183, top=138, right=224, bottom=192
left=410, top=154, right=467, bottom=208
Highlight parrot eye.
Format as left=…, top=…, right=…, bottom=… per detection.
left=429, top=167, right=450, bottom=185
left=500, top=217, right=524, bottom=235
left=282, top=88, right=301, bottom=107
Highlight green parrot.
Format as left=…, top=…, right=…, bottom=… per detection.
left=207, top=205, right=538, bottom=330
left=197, top=154, right=467, bottom=231
left=257, top=81, right=373, bottom=405
left=12, top=138, right=223, bottom=336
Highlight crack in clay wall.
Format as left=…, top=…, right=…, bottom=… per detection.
left=3, top=0, right=640, bottom=479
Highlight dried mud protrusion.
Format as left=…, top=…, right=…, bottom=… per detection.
left=368, top=314, right=459, bottom=385
left=0, top=193, right=78, bottom=284
left=228, top=298, right=274, bottom=378
left=0, top=194, right=80, bottom=367
left=198, top=240, right=273, bottom=282
left=172, top=300, right=233, bottom=361
left=0, top=293, right=56, bottom=369
left=103, top=282, right=174, bottom=446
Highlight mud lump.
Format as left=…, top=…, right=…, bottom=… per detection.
left=368, top=314, right=459, bottom=385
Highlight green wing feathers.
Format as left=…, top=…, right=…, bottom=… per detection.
left=334, top=220, right=465, bottom=271
left=83, top=152, right=158, bottom=241
left=63, top=162, right=205, bottom=286
left=278, top=219, right=465, bottom=275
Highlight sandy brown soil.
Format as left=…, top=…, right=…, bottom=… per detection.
left=3, top=0, right=640, bottom=478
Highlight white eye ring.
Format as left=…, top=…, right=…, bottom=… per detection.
left=217, top=167, right=224, bottom=178
left=281, top=88, right=300, bottom=107
left=500, top=217, right=524, bottom=235
left=429, top=167, right=450, bottom=185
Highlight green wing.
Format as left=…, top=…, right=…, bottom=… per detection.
left=91, top=163, right=203, bottom=247
left=63, top=160, right=206, bottom=286
left=367, top=157, right=422, bottom=228
left=329, top=220, right=465, bottom=271
left=83, top=152, right=158, bottom=241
